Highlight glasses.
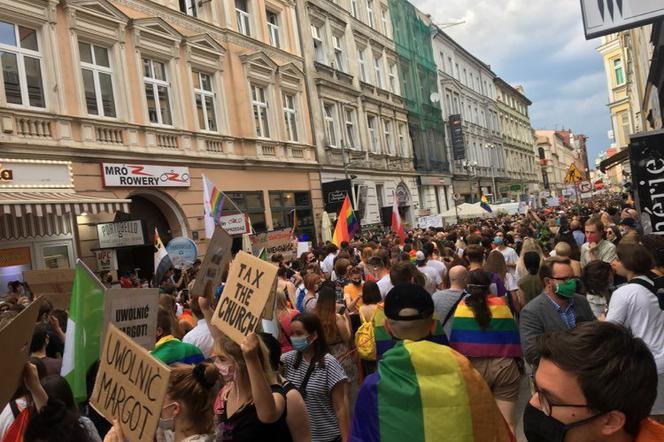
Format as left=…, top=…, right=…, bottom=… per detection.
left=550, top=276, right=576, bottom=283
left=532, top=376, right=590, bottom=416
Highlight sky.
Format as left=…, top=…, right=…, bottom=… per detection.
left=411, top=0, right=612, bottom=168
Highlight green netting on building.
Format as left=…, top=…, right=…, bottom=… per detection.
left=389, top=0, right=448, bottom=173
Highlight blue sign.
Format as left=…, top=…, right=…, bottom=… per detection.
left=166, top=237, right=198, bottom=269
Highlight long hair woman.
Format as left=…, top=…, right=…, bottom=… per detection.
left=448, top=270, right=522, bottom=433
left=515, top=238, right=544, bottom=281
left=281, top=313, right=349, bottom=442
left=581, top=260, right=613, bottom=318
left=485, top=249, right=517, bottom=296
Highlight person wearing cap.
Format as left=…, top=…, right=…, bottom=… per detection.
left=350, top=283, right=514, bottom=442
left=415, top=250, right=442, bottom=294
left=619, top=218, right=639, bottom=245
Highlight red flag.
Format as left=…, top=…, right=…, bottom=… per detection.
left=391, top=192, right=406, bottom=244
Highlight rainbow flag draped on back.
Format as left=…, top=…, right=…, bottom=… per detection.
left=480, top=194, right=492, bottom=213
left=350, top=340, right=515, bottom=442
left=449, top=296, right=522, bottom=358
left=332, top=195, right=359, bottom=246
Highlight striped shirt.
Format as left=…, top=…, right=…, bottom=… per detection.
left=281, top=351, right=347, bottom=442
left=546, top=296, right=576, bottom=329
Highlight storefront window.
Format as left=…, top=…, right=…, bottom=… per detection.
left=269, top=191, right=314, bottom=239
left=223, top=192, right=266, bottom=232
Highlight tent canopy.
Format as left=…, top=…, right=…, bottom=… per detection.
left=440, top=203, right=495, bottom=221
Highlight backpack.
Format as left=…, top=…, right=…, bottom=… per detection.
left=629, top=276, right=664, bottom=311
left=355, top=309, right=378, bottom=361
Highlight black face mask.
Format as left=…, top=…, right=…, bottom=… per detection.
left=523, top=403, right=604, bottom=442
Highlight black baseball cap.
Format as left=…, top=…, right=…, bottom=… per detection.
left=619, top=218, right=635, bottom=228
left=384, top=283, right=434, bottom=321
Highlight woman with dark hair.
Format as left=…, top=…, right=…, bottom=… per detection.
left=448, top=270, right=522, bottom=433
left=281, top=313, right=349, bottom=442
left=25, top=398, right=92, bottom=442
left=581, top=260, right=613, bottom=318
left=608, top=243, right=664, bottom=420
left=605, top=224, right=623, bottom=245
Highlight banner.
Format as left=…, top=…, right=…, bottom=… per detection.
left=250, top=228, right=294, bottom=257
left=211, top=251, right=278, bottom=344
left=417, top=215, right=443, bottom=229
left=191, top=227, right=233, bottom=296
left=23, top=268, right=75, bottom=310
left=630, top=131, right=664, bottom=234
left=104, top=288, right=159, bottom=350
left=0, top=299, right=41, bottom=411
left=91, top=324, right=171, bottom=442
left=449, top=114, right=466, bottom=160
left=219, top=213, right=250, bottom=235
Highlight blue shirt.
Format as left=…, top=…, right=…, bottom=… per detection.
left=546, top=295, right=577, bottom=329
left=573, top=230, right=585, bottom=247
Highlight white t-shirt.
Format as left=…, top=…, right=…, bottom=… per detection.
left=321, top=253, right=336, bottom=275
left=182, top=319, right=214, bottom=358
left=427, top=259, right=448, bottom=282
left=504, top=272, right=518, bottom=292
left=418, top=264, right=442, bottom=294
left=377, top=274, right=393, bottom=299
left=606, top=278, right=664, bottom=373
left=499, top=247, right=519, bottom=277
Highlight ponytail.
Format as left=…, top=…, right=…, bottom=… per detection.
left=465, top=270, right=493, bottom=330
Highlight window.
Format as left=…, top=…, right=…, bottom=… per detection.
left=266, top=10, right=280, bottom=48
left=383, top=119, right=394, bottom=155
left=620, top=111, right=631, bottom=145
left=388, top=63, right=398, bottom=93
left=376, top=183, right=384, bottom=209
left=454, top=62, right=459, bottom=80
left=367, top=115, right=379, bottom=152
left=79, top=42, right=115, bottom=117
left=613, top=58, right=625, bottom=85
left=193, top=71, right=217, bottom=131
left=0, top=21, right=44, bottom=107
left=282, top=92, right=298, bottom=142
left=463, top=68, right=467, bottom=85
left=344, top=107, right=358, bottom=149
left=235, top=0, right=251, bottom=36
left=179, top=0, right=196, bottom=16
left=366, top=0, right=375, bottom=28
left=269, top=191, right=314, bottom=238
left=251, top=84, right=270, bottom=138
left=373, top=54, right=383, bottom=88
left=358, top=47, right=368, bottom=82
left=311, top=24, right=325, bottom=64
left=398, top=123, right=407, bottom=156
left=333, top=34, right=345, bottom=72
left=223, top=191, right=266, bottom=232
left=380, top=8, right=389, bottom=36
left=143, top=58, right=172, bottom=125
left=351, top=0, right=359, bottom=18
left=323, top=103, right=338, bottom=146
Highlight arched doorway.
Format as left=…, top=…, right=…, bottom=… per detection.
left=113, top=190, right=189, bottom=281
left=395, top=182, right=412, bottom=226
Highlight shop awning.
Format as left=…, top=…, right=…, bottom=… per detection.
left=0, top=192, right=130, bottom=217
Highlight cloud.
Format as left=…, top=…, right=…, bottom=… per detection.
left=411, top=0, right=612, bottom=166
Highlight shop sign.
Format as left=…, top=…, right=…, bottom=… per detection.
left=0, top=247, right=31, bottom=268
left=449, top=114, right=466, bottom=160
left=322, top=179, right=352, bottom=214
left=630, top=131, right=664, bottom=234
left=0, top=159, right=73, bottom=189
left=101, top=163, right=191, bottom=187
left=219, top=213, right=250, bottom=235
left=420, top=176, right=452, bottom=186
left=581, top=0, right=664, bottom=39
left=250, top=228, right=294, bottom=258
left=95, top=249, right=118, bottom=272
left=166, top=237, right=198, bottom=270
left=96, top=220, right=145, bottom=249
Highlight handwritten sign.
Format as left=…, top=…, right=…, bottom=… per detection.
left=105, top=288, right=159, bottom=350
left=190, top=227, right=232, bottom=297
left=0, top=299, right=42, bottom=411
left=219, top=213, right=250, bottom=235
left=211, top=251, right=278, bottom=344
left=249, top=228, right=294, bottom=258
left=91, top=324, right=171, bottom=442
left=23, top=269, right=75, bottom=310
left=95, top=249, right=117, bottom=272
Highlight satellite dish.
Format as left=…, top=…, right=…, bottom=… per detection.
left=429, top=92, right=440, bottom=103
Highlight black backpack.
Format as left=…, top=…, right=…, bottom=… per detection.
left=629, top=276, right=664, bottom=311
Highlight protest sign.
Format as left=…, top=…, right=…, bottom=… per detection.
left=166, top=237, right=198, bottom=270
left=0, top=298, right=42, bottom=411
left=91, top=324, right=171, bottom=442
left=211, top=251, right=279, bottom=344
left=296, top=241, right=311, bottom=258
left=249, top=228, right=294, bottom=258
left=190, top=227, right=232, bottom=297
left=105, top=288, right=159, bottom=350
left=95, top=249, right=118, bottom=272
left=219, top=213, right=250, bottom=235
left=23, top=268, right=75, bottom=309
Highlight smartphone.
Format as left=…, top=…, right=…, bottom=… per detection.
left=338, top=305, right=347, bottom=315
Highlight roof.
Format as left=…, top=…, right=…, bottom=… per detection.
left=494, top=77, right=533, bottom=105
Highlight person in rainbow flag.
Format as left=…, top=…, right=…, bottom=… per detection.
left=350, top=283, right=515, bottom=442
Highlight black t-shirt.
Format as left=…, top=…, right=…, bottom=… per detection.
left=217, top=384, right=292, bottom=442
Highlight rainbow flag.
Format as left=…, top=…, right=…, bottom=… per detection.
left=351, top=340, right=514, bottom=442
left=480, top=194, right=492, bottom=213
left=449, top=296, right=522, bottom=358
left=332, top=195, right=359, bottom=246
left=210, top=186, right=224, bottom=221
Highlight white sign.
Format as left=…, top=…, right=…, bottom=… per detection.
left=297, top=242, right=311, bottom=258
left=96, top=220, right=145, bottom=249
left=101, top=163, right=190, bottom=187
left=0, top=159, right=73, bottom=189
left=105, top=288, right=159, bottom=350
left=219, top=213, right=249, bottom=235
left=581, top=0, right=664, bottom=39
left=578, top=180, right=592, bottom=193
left=95, top=249, right=118, bottom=272
left=417, top=215, right=443, bottom=229
left=546, top=197, right=560, bottom=207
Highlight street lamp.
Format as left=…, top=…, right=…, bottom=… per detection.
left=462, top=160, right=478, bottom=202
left=486, top=144, right=498, bottom=204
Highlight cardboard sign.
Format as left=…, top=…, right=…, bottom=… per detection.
left=105, top=288, right=159, bottom=350
left=250, top=228, right=294, bottom=258
left=211, top=251, right=279, bottom=344
left=23, top=269, right=75, bottom=310
left=190, top=227, right=233, bottom=296
left=0, top=299, right=42, bottom=411
left=91, top=324, right=171, bottom=442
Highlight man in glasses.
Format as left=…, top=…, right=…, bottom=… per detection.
left=520, top=256, right=596, bottom=365
left=524, top=321, right=664, bottom=441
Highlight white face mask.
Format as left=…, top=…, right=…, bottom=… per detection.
left=156, top=427, right=175, bottom=442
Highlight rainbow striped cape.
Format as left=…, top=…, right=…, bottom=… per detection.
left=351, top=340, right=514, bottom=442
left=373, top=303, right=447, bottom=357
left=449, top=296, right=522, bottom=358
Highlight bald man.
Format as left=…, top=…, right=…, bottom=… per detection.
left=432, top=265, right=469, bottom=338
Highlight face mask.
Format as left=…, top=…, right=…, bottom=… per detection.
left=158, top=403, right=177, bottom=431
left=291, top=335, right=311, bottom=352
left=214, top=360, right=236, bottom=381
left=494, top=237, right=504, bottom=246
left=523, top=403, right=603, bottom=442
left=555, top=279, right=577, bottom=298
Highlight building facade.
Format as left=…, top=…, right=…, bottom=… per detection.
left=535, top=130, right=578, bottom=198
left=494, top=79, right=540, bottom=200
left=0, top=0, right=321, bottom=279
left=295, top=0, right=418, bottom=230
left=432, top=28, right=504, bottom=204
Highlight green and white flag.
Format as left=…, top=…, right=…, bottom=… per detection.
left=60, top=259, right=105, bottom=403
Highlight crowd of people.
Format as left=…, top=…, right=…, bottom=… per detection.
left=2, top=193, right=664, bottom=441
